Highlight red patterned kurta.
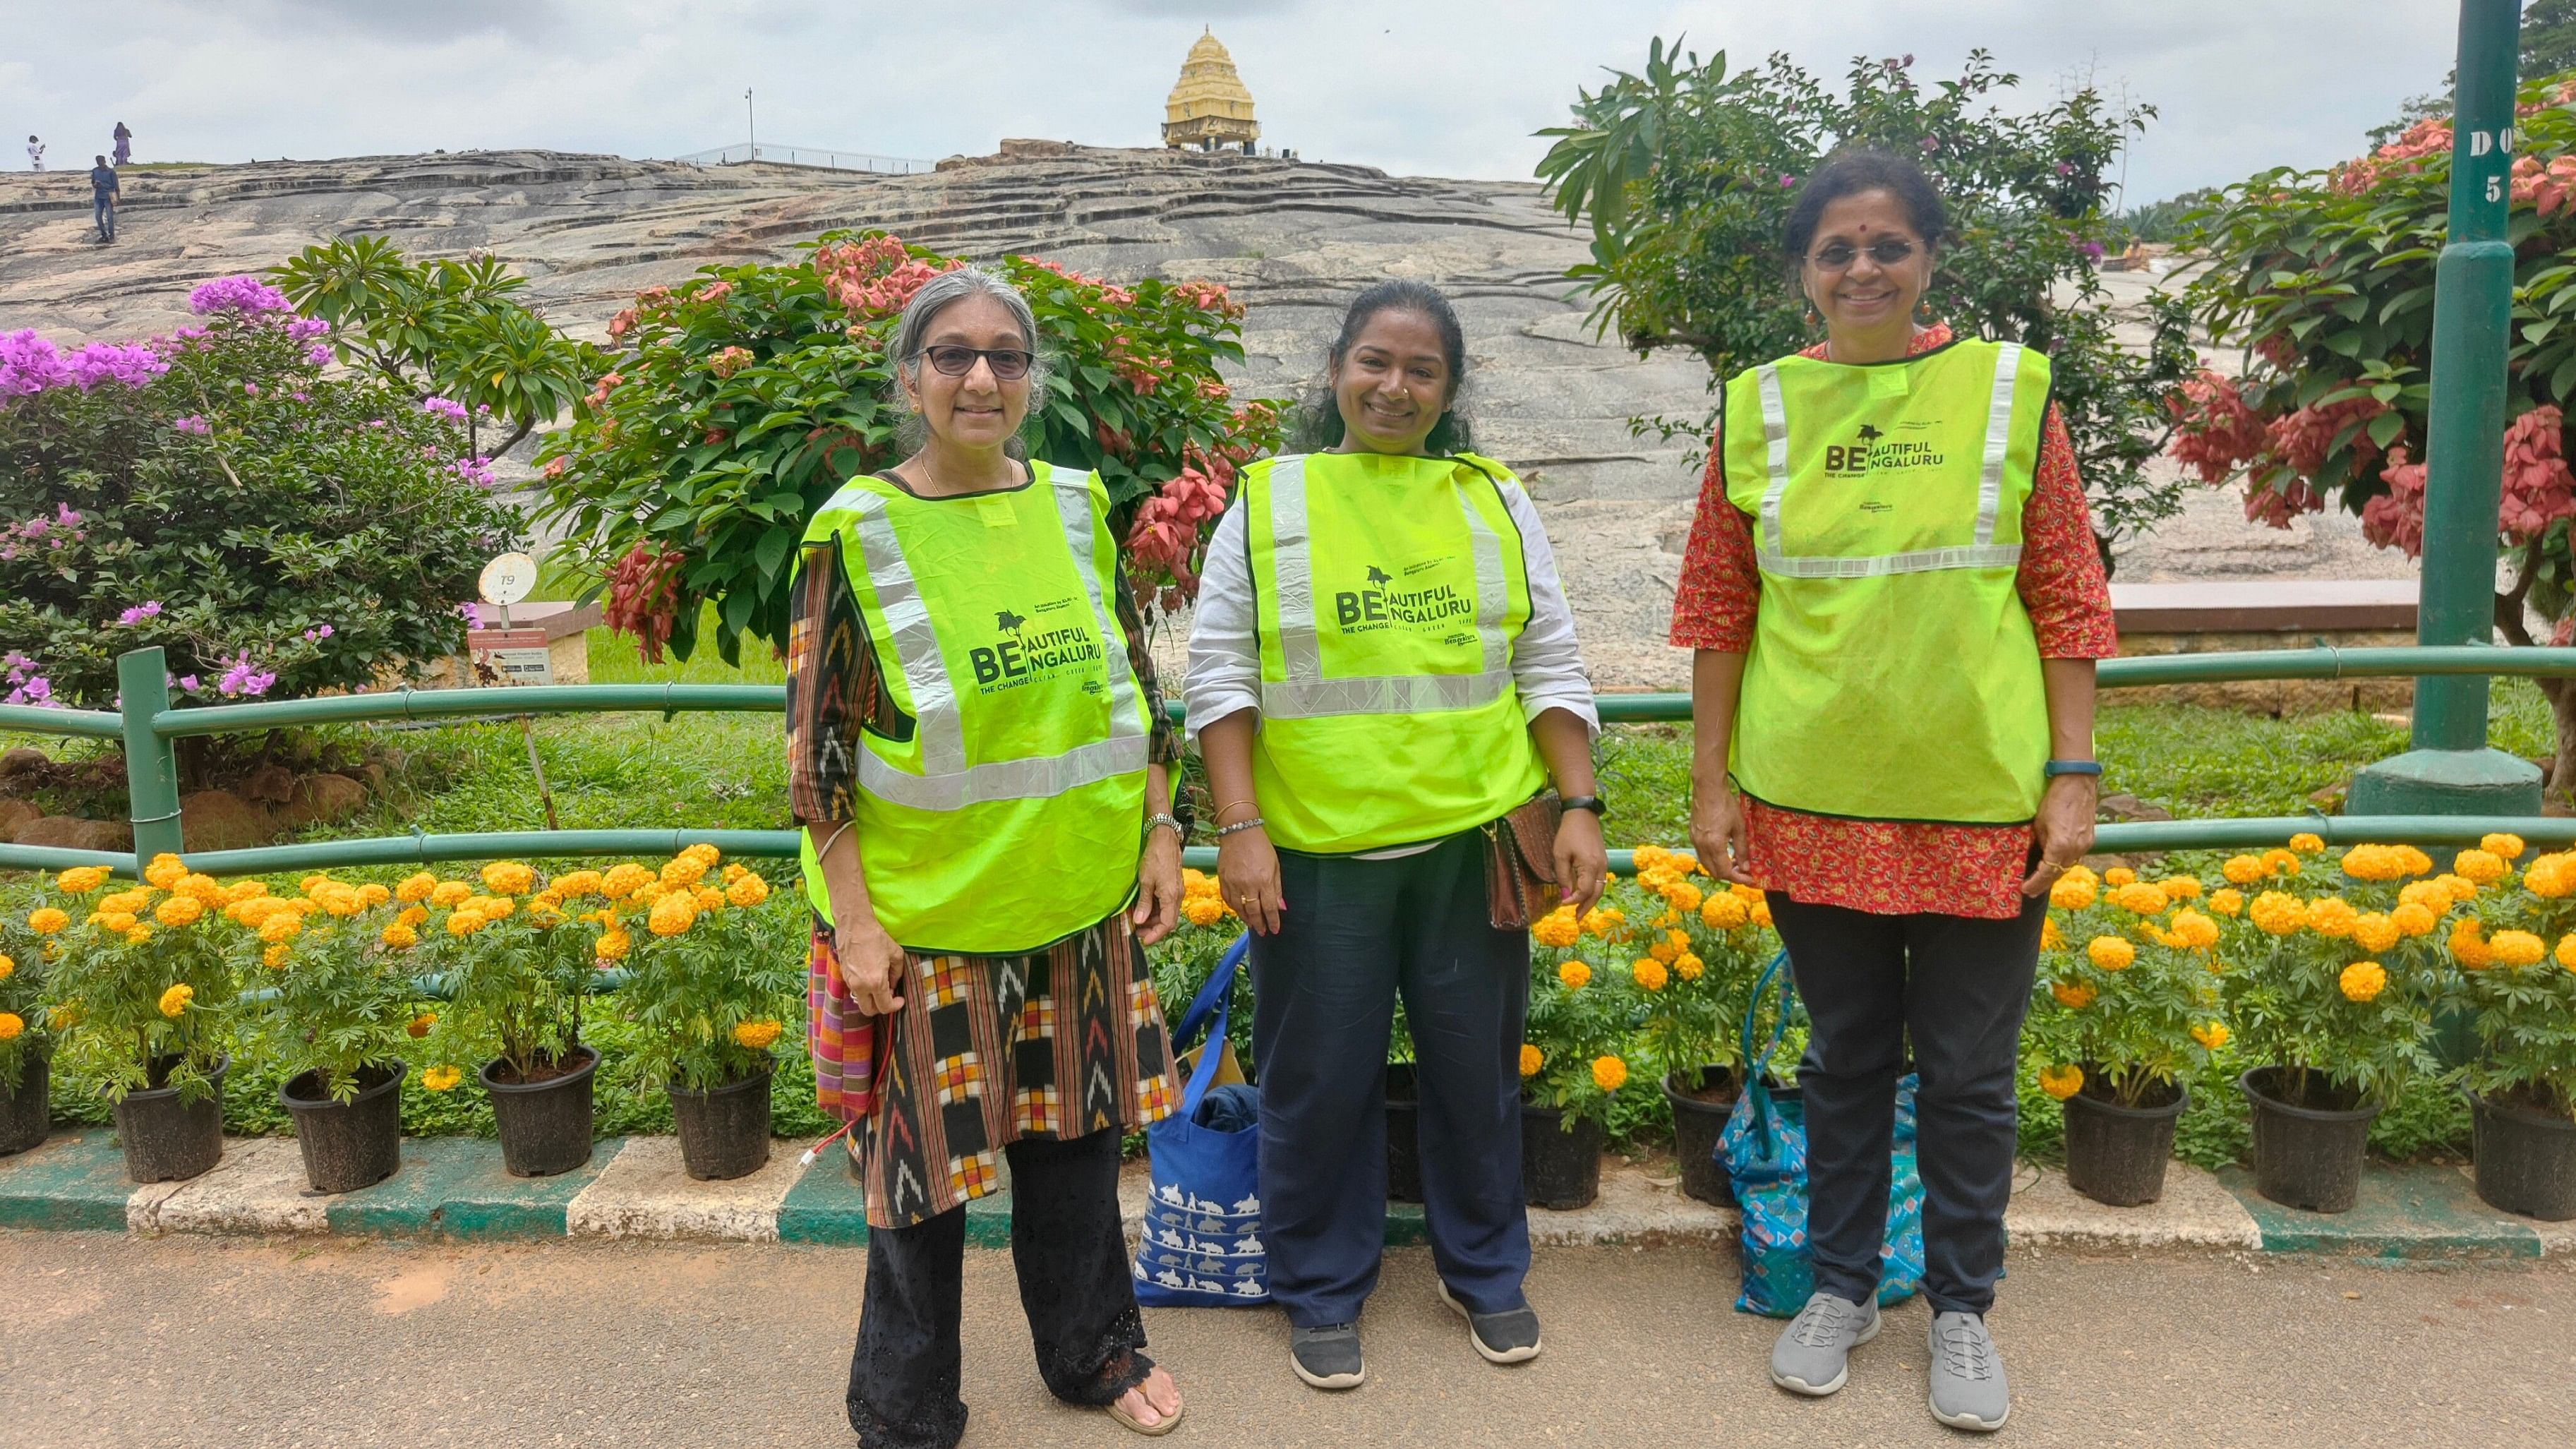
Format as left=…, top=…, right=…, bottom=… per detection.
left=1668, top=325, right=2119, bottom=920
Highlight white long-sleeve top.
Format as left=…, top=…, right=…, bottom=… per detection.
left=1183, top=462, right=1600, bottom=750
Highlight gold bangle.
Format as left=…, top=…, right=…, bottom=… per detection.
left=1212, top=798, right=1260, bottom=822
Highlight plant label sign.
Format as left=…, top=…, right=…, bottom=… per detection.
left=480, top=552, right=538, bottom=607
left=466, top=627, right=552, bottom=686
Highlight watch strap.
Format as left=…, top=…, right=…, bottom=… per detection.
left=1560, top=795, right=1606, bottom=814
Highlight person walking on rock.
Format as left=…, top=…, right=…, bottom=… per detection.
left=24, top=136, right=41, bottom=172
left=112, top=121, right=131, bottom=167
left=1187, top=279, right=1608, bottom=1392
left=1672, top=148, right=2114, bottom=1433
left=790, top=265, right=1187, bottom=1446
left=89, top=155, right=117, bottom=243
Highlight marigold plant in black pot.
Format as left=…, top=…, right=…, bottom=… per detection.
left=0, top=929, right=57, bottom=1157
left=246, top=875, right=420, bottom=1194
left=615, top=854, right=801, bottom=1181
left=2444, top=840, right=2576, bottom=1221
left=1632, top=844, right=1775, bottom=1209
left=2026, top=864, right=2229, bottom=1208
left=1519, top=939, right=1640, bottom=1211
left=38, top=857, right=240, bottom=1182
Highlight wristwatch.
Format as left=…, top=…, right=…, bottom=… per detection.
left=1560, top=795, right=1606, bottom=815
left=2042, top=759, right=2104, bottom=778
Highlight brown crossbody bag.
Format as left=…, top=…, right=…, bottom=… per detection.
left=1482, top=790, right=1563, bottom=931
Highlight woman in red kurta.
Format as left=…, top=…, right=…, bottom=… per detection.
left=1671, top=150, right=2115, bottom=1434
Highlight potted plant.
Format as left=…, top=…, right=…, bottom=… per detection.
left=612, top=850, right=801, bottom=1180
left=42, top=855, right=240, bottom=1182
left=2445, top=838, right=2576, bottom=1221
left=419, top=859, right=607, bottom=1177
left=242, top=874, right=416, bottom=1194
left=1519, top=942, right=1638, bottom=1211
left=0, top=884, right=59, bottom=1156
left=2028, top=864, right=2225, bottom=1207
left=2220, top=840, right=2440, bottom=1213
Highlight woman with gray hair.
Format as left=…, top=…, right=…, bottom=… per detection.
left=788, top=265, right=1188, bottom=1443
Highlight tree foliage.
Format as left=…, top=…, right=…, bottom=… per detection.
left=1534, top=44, right=2195, bottom=556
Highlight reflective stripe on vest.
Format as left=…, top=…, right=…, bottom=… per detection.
left=835, top=472, right=1148, bottom=810
left=1256, top=454, right=1515, bottom=719
left=1751, top=342, right=2028, bottom=578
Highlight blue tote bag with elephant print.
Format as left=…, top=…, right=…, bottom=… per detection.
left=1133, top=934, right=1269, bottom=1306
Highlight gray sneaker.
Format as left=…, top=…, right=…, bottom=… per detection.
left=1770, top=1290, right=1880, bottom=1395
left=1288, top=1322, right=1364, bottom=1390
left=1927, top=1311, right=2010, bottom=1431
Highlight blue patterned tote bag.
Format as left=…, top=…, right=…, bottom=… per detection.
left=1133, top=934, right=1270, bottom=1306
left=1721, top=949, right=1927, bottom=1318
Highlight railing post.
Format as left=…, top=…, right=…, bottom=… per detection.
left=116, top=647, right=185, bottom=869
left=2348, top=0, right=2544, bottom=820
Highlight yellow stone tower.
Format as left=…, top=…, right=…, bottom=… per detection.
left=1162, top=28, right=1260, bottom=152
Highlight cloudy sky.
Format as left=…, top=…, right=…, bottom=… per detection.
left=0, top=1, right=2462, bottom=205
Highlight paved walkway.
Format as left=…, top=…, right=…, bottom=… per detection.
left=3, top=1232, right=2569, bottom=1448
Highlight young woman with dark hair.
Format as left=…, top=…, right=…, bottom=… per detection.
left=1185, top=279, right=1608, bottom=1391
left=1671, top=148, right=2114, bottom=1431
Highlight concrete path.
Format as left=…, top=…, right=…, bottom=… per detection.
left=3, top=1232, right=2569, bottom=1449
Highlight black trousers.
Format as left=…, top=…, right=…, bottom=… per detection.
left=847, top=1126, right=1150, bottom=1449
left=1769, top=891, right=2046, bottom=1317
left=1250, top=829, right=1531, bottom=1328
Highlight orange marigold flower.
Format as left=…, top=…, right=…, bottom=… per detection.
left=144, top=854, right=187, bottom=889
left=2306, top=898, right=2359, bottom=938
left=2041, top=918, right=2066, bottom=951
left=355, top=883, right=391, bottom=908
left=553, top=869, right=605, bottom=899
left=647, top=894, right=697, bottom=937
left=2169, top=910, right=2220, bottom=951
left=2208, top=888, right=2244, bottom=917
left=1519, top=1043, right=1544, bottom=1077
left=726, top=873, right=771, bottom=908
left=444, top=911, right=486, bottom=939
left=27, top=907, right=68, bottom=935
left=1182, top=897, right=1227, bottom=928
left=407, top=1012, right=436, bottom=1038
left=2103, top=867, right=2137, bottom=887
left=2190, top=1021, right=2231, bottom=1051
left=157, top=982, right=193, bottom=1017
left=2049, top=873, right=2097, bottom=910
left=1647, top=937, right=1680, bottom=964
left=731, top=1018, right=784, bottom=1051
left=2037, top=1064, right=2084, bottom=1100
left=2338, top=961, right=2387, bottom=1002
left=381, top=922, right=419, bottom=949
left=680, top=842, right=722, bottom=867
left=1632, top=958, right=1669, bottom=992
left=2349, top=912, right=2400, bottom=955
left=2289, top=833, right=2325, bottom=854
left=1590, top=1055, right=1629, bottom=1092
left=1700, top=894, right=1750, bottom=930
left=2050, top=980, right=2096, bottom=1009
left=395, top=872, right=438, bottom=903
left=2391, top=902, right=2439, bottom=937
left=0, top=1012, right=20, bottom=1042
left=2086, top=936, right=2136, bottom=971
left=421, top=1065, right=464, bottom=1093
left=397, top=905, right=428, bottom=928
left=2452, top=920, right=2493, bottom=970
left=659, top=855, right=709, bottom=888
left=2558, top=934, right=2576, bottom=972
left=1533, top=908, right=1581, bottom=948
left=2157, top=876, right=2202, bottom=902
left=2452, top=848, right=2508, bottom=886
left=262, top=943, right=289, bottom=969
left=1579, top=906, right=1625, bottom=939
left=429, top=880, right=473, bottom=908
left=482, top=861, right=535, bottom=896
left=153, top=896, right=204, bottom=928
left=1674, top=952, right=1704, bottom=981
left=601, top=862, right=655, bottom=901
left=54, top=865, right=111, bottom=894
left=2261, top=848, right=2301, bottom=876
left=2221, top=855, right=2268, bottom=885
left=2481, top=831, right=2527, bottom=860
left=1557, top=959, right=1591, bottom=990
left=2489, top=930, right=2547, bottom=968
left=594, top=930, right=632, bottom=963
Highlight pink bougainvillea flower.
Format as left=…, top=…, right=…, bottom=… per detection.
left=186, top=276, right=291, bottom=316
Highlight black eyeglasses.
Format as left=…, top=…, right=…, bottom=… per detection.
left=1807, top=240, right=1920, bottom=270
left=910, top=345, right=1035, bottom=380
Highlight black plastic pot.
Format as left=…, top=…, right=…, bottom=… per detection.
left=1385, top=1062, right=1423, bottom=1203
left=113, top=1054, right=228, bottom=1183
left=2470, top=1089, right=2576, bottom=1222
left=279, top=1061, right=404, bottom=1194
left=2241, top=1066, right=2380, bottom=1213
left=2062, top=1075, right=2188, bottom=1208
left=0, top=1041, right=50, bottom=1157
left=668, top=1061, right=774, bottom=1182
left=1662, top=1066, right=1739, bottom=1208
left=1520, top=1100, right=1603, bottom=1210
left=481, top=1046, right=598, bottom=1177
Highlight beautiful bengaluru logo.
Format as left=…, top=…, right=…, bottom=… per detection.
left=969, top=601, right=1101, bottom=692
left=1335, top=561, right=1472, bottom=635
left=1822, top=421, right=1948, bottom=478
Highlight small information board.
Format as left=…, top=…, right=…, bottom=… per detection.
left=466, top=626, right=553, bottom=686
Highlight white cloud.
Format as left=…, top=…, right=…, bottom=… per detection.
left=0, top=1, right=2460, bottom=201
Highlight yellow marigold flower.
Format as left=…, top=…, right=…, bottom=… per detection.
left=2289, top=833, right=2325, bottom=854
left=1634, top=843, right=1671, bottom=871
left=1647, top=937, right=1679, bottom=964
left=2041, top=918, right=2066, bottom=951
left=2050, top=980, right=2096, bottom=1009
left=2170, top=910, right=2221, bottom=951
left=319, top=886, right=364, bottom=918
left=2453, top=849, right=2509, bottom=886
left=1519, top=1043, right=1543, bottom=1078
left=687, top=884, right=723, bottom=911
left=1675, top=952, right=1704, bottom=981
left=222, top=879, right=268, bottom=905
left=1663, top=882, right=1704, bottom=913
left=299, top=874, right=335, bottom=898
left=2158, top=876, right=2202, bottom=902
left=421, top=1065, right=463, bottom=1093
left=1632, top=958, right=1669, bottom=992
left=719, top=872, right=771, bottom=908
left=1651, top=906, right=1680, bottom=931
left=356, top=883, right=391, bottom=908
left=2340, top=843, right=2398, bottom=882
left=2391, top=902, right=2439, bottom=937
left=2112, top=882, right=2169, bottom=915
left=1591, top=1055, right=1629, bottom=1092
left=144, top=853, right=186, bottom=889
left=2490, top=930, right=2548, bottom=968
left=2306, top=898, right=2359, bottom=938
left=2452, top=920, right=2493, bottom=970
left=2349, top=912, right=2400, bottom=955
left=1558, top=959, right=1591, bottom=990
left=260, top=913, right=303, bottom=944
left=407, top=1012, right=436, bottom=1038
left=381, top=922, right=419, bottom=949
left=99, top=889, right=152, bottom=915
left=2209, top=888, right=2244, bottom=917
left=2037, top=1064, right=2084, bottom=1100
left=91, top=910, right=138, bottom=934
left=54, top=865, right=111, bottom=894
left=2086, top=936, right=2136, bottom=971
left=631, top=880, right=668, bottom=906
left=157, top=982, right=193, bottom=1017
left=482, top=894, right=519, bottom=919
left=647, top=894, right=697, bottom=937
left=444, top=911, right=486, bottom=939
left=0, top=955, right=10, bottom=982
left=2397, top=879, right=2449, bottom=910
left=681, top=841, right=722, bottom=867
left=1700, top=894, right=1750, bottom=931
left=2048, top=873, right=2097, bottom=910
left=600, top=862, right=654, bottom=900
left=0, top=1012, right=20, bottom=1042
left=2558, top=934, right=2576, bottom=971
left=153, top=896, right=204, bottom=928
left=1579, top=906, right=1625, bottom=939
left=2221, top=855, right=2268, bottom=886
left=2436, top=872, right=2481, bottom=904
left=121, top=923, right=153, bottom=945
left=731, top=1018, right=784, bottom=1051
left=659, top=855, right=709, bottom=889
left=2338, top=961, right=2387, bottom=1003
left=721, top=863, right=747, bottom=884
left=2261, top=848, right=2302, bottom=876
left=395, top=872, right=437, bottom=903
left=554, top=869, right=606, bottom=899
left=1750, top=898, right=1774, bottom=929
left=429, top=880, right=472, bottom=908
left=1181, top=896, right=1227, bottom=928
left=1532, top=908, right=1580, bottom=949
left=26, top=907, right=67, bottom=935
left=2190, top=1021, right=2231, bottom=1052
left=2397, top=846, right=2433, bottom=876
left=262, top=942, right=289, bottom=969
left=594, top=930, right=632, bottom=963
left=2103, top=867, right=2137, bottom=886
left=481, top=860, right=535, bottom=896
left=2481, top=831, right=2527, bottom=860
left=397, top=905, right=428, bottom=928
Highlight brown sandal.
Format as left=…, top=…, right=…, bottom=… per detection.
left=1105, top=1390, right=1185, bottom=1437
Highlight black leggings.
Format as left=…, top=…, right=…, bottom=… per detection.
left=847, top=1126, right=1152, bottom=1449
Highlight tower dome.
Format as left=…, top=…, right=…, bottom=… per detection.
left=1162, top=28, right=1260, bottom=152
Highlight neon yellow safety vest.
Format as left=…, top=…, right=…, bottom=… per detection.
left=1241, top=450, right=1547, bottom=853
left=797, top=461, right=1149, bottom=954
left=1721, top=339, right=2054, bottom=826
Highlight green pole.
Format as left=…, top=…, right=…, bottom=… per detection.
left=2348, top=0, right=2541, bottom=818
left=116, top=647, right=185, bottom=867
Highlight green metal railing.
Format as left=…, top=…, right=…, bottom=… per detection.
left=3, top=643, right=2575, bottom=882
